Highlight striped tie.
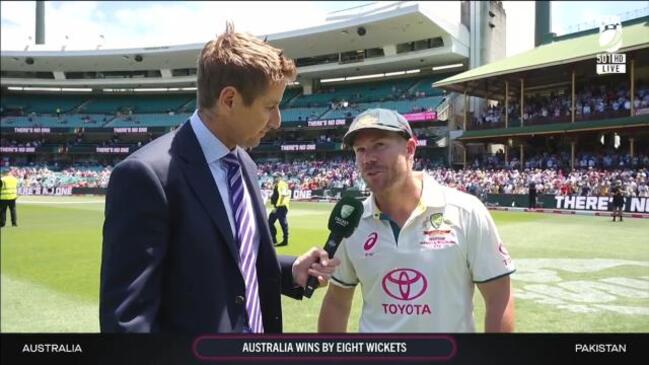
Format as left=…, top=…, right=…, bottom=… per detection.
left=222, top=151, right=264, bottom=333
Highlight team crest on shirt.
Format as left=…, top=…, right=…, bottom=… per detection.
left=421, top=213, right=457, bottom=249
left=429, top=213, right=444, bottom=229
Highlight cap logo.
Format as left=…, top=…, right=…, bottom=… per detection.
left=355, top=115, right=378, bottom=128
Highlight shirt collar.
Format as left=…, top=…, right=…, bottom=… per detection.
left=189, top=110, right=231, bottom=164
left=362, top=173, right=446, bottom=219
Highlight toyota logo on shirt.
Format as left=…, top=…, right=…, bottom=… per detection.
left=363, top=232, right=378, bottom=251
left=381, top=268, right=427, bottom=301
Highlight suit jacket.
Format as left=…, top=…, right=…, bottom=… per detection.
left=100, top=121, right=303, bottom=334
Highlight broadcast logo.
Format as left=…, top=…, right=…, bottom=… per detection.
left=596, top=16, right=625, bottom=75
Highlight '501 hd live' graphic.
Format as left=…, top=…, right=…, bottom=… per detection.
left=596, top=16, right=625, bottom=75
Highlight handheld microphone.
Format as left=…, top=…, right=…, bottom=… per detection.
left=303, top=196, right=364, bottom=298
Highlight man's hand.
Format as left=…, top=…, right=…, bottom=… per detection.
left=292, top=247, right=340, bottom=288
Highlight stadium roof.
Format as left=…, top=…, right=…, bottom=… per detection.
left=1, top=2, right=469, bottom=88
left=433, top=17, right=649, bottom=92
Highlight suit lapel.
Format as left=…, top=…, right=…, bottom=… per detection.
left=172, top=122, right=240, bottom=265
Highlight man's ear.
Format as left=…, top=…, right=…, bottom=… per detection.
left=406, top=137, right=417, bottom=157
left=217, top=86, right=238, bottom=114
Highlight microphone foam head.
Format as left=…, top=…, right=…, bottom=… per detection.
left=328, top=196, right=364, bottom=238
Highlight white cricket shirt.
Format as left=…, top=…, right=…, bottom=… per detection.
left=331, top=174, right=515, bottom=332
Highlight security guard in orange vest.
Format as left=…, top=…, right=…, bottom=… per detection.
left=0, top=169, right=19, bottom=228
left=268, top=173, right=290, bottom=247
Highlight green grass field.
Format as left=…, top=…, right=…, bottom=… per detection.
left=1, top=196, right=648, bottom=333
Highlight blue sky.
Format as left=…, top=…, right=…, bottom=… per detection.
left=551, top=1, right=648, bottom=34
left=1, top=1, right=647, bottom=56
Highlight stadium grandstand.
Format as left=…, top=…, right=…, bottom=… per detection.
left=2, top=1, right=472, bottom=189
left=1, top=1, right=648, bottom=212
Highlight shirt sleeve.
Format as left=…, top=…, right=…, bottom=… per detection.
left=465, top=198, right=516, bottom=283
left=331, top=237, right=359, bottom=288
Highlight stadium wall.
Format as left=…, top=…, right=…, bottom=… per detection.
left=486, top=194, right=649, bottom=213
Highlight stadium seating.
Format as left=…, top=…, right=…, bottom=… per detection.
left=80, top=94, right=193, bottom=114
left=0, top=114, right=110, bottom=128
left=281, top=87, right=301, bottom=108
left=1, top=94, right=87, bottom=114
left=288, top=78, right=418, bottom=107
left=281, top=107, right=329, bottom=122
left=408, top=75, right=447, bottom=97
left=374, top=96, right=445, bottom=114
left=0, top=115, right=65, bottom=127
left=319, top=96, right=444, bottom=119
left=104, top=113, right=191, bottom=127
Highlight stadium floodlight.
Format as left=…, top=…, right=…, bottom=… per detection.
left=22, top=87, right=62, bottom=92
left=432, top=63, right=464, bottom=71
left=321, top=77, right=346, bottom=83
left=385, top=71, right=406, bottom=77
left=181, top=87, right=197, bottom=91
left=346, top=73, right=384, bottom=81
left=103, top=88, right=131, bottom=92
left=134, top=88, right=169, bottom=92
left=405, top=69, right=421, bottom=74
left=60, top=88, right=92, bottom=92
left=61, top=35, right=70, bottom=51
left=24, top=36, right=33, bottom=51
left=97, top=35, right=105, bottom=50
left=18, top=87, right=92, bottom=92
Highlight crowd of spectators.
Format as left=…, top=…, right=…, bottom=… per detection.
left=3, top=152, right=647, bottom=198
left=473, top=83, right=649, bottom=127
left=471, top=150, right=649, bottom=171
left=257, top=158, right=364, bottom=191
left=1, top=137, right=46, bottom=149
left=6, top=164, right=113, bottom=189
left=431, top=167, right=648, bottom=198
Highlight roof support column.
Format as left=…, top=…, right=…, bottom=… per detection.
left=571, top=69, right=576, bottom=123
left=630, top=57, right=635, bottom=117
left=463, top=88, right=468, bottom=130
left=504, top=141, right=509, bottom=167
left=630, top=137, right=634, bottom=158
left=519, top=143, right=524, bottom=171
left=463, top=144, right=467, bottom=169
left=520, top=78, right=524, bottom=127
left=570, top=140, right=575, bottom=171
left=505, top=80, right=509, bottom=128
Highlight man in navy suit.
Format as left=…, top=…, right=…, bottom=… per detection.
left=100, top=22, right=338, bottom=334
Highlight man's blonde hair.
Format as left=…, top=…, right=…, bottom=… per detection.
left=197, top=22, right=296, bottom=109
